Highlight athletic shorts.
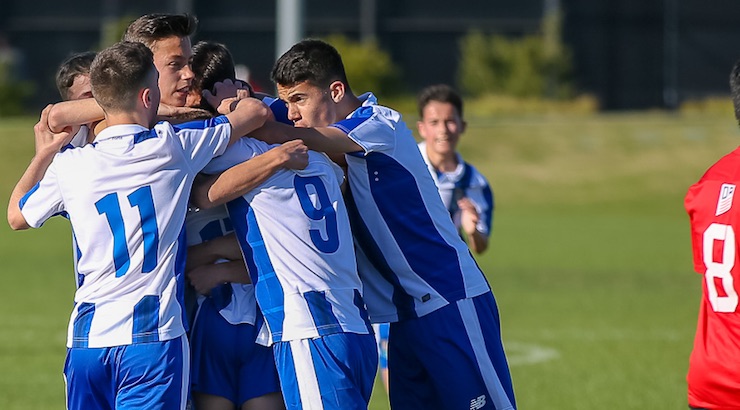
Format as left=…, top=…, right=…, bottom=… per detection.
left=64, top=335, right=189, bottom=410
left=388, top=292, right=516, bottom=410
left=190, top=299, right=280, bottom=406
left=273, top=332, right=378, bottom=410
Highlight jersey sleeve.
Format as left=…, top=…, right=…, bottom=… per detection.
left=685, top=182, right=707, bottom=274
left=201, top=137, right=268, bottom=175
left=465, top=168, right=494, bottom=237
left=19, top=163, right=65, bottom=228
left=260, top=96, right=293, bottom=125
left=171, top=116, right=232, bottom=172
left=330, top=107, right=395, bottom=155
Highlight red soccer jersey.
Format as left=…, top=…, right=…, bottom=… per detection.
left=685, top=147, right=740, bottom=409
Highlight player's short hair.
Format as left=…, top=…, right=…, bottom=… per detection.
left=55, top=51, right=97, bottom=101
left=90, top=41, right=154, bottom=112
left=731, top=60, right=740, bottom=123
left=122, top=13, right=197, bottom=49
left=418, top=84, right=464, bottom=119
left=271, top=39, right=351, bottom=91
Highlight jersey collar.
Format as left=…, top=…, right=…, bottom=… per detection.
left=94, top=124, right=149, bottom=143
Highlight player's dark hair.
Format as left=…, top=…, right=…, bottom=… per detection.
left=55, top=51, right=97, bottom=101
left=90, top=41, right=154, bottom=112
left=418, top=84, right=464, bottom=119
left=190, top=41, right=239, bottom=113
left=271, top=39, right=351, bottom=91
left=731, top=60, right=740, bottom=123
left=122, top=13, right=197, bottom=49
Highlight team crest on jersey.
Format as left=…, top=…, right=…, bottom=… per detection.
left=716, top=183, right=736, bottom=216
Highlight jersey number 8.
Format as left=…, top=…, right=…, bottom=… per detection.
left=703, top=223, right=739, bottom=312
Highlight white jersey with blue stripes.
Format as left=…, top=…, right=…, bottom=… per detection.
left=418, top=141, right=494, bottom=237
left=202, top=138, right=371, bottom=346
left=185, top=206, right=257, bottom=325
left=19, top=118, right=232, bottom=348
left=331, top=93, right=492, bottom=323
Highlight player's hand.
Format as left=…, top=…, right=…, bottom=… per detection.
left=275, top=139, right=309, bottom=170
left=458, top=197, right=480, bottom=235
left=187, top=264, right=225, bottom=296
left=34, top=105, right=73, bottom=157
left=203, top=79, right=253, bottom=114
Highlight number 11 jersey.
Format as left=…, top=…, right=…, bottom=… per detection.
left=19, top=119, right=232, bottom=348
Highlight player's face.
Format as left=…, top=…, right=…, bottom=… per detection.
left=277, top=81, right=338, bottom=128
left=151, top=36, right=194, bottom=107
left=67, top=74, right=93, bottom=101
left=417, top=101, right=466, bottom=157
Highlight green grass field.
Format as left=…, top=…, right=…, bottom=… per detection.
left=1, top=110, right=738, bottom=409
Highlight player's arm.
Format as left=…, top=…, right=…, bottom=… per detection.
left=185, top=232, right=243, bottom=271
left=8, top=106, right=72, bottom=230
left=458, top=197, right=489, bottom=254
left=190, top=140, right=309, bottom=209
left=46, top=98, right=104, bottom=133
left=250, top=120, right=363, bottom=154
left=187, top=260, right=251, bottom=296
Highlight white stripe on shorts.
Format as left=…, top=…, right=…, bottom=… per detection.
left=290, top=339, right=324, bottom=410
left=457, top=297, right=513, bottom=410
left=180, top=335, right=191, bottom=410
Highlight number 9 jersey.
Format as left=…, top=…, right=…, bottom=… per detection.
left=685, top=147, right=740, bottom=409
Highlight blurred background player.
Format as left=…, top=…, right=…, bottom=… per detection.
left=248, top=39, right=516, bottom=410
left=684, top=59, right=740, bottom=410
left=7, top=40, right=269, bottom=410
left=417, top=84, right=493, bottom=254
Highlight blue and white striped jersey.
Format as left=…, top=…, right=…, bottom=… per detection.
left=20, top=118, right=232, bottom=348
left=202, top=138, right=371, bottom=345
left=418, top=141, right=494, bottom=237
left=185, top=206, right=257, bottom=325
left=332, top=93, right=492, bottom=323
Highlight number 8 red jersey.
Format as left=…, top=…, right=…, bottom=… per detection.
left=685, top=147, right=740, bottom=409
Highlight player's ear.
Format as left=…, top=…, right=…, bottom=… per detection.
left=328, top=81, right=345, bottom=103
left=460, top=120, right=467, bottom=134
left=141, top=87, right=153, bottom=109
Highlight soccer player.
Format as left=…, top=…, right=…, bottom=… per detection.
left=417, top=84, right=493, bottom=254
left=55, top=51, right=98, bottom=148
left=245, top=39, right=516, bottom=410
left=374, top=84, right=497, bottom=394
left=184, top=40, right=286, bottom=410
left=684, top=59, right=740, bottom=409
left=7, top=41, right=269, bottom=410
left=190, top=81, right=378, bottom=410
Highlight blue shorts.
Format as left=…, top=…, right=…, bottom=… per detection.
left=190, top=300, right=280, bottom=406
left=64, top=335, right=189, bottom=410
left=273, top=332, right=378, bottom=410
left=388, top=292, right=516, bottom=410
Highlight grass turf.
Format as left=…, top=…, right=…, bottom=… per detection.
left=1, top=111, right=738, bottom=409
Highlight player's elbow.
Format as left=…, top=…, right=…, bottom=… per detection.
left=7, top=210, right=30, bottom=231
left=46, top=103, right=65, bottom=133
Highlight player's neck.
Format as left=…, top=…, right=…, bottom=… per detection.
left=426, top=147, right=458, bottom=173
left=104, top=111, right=152, bottom=129
left=337, top=93, right=362, bottom=120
